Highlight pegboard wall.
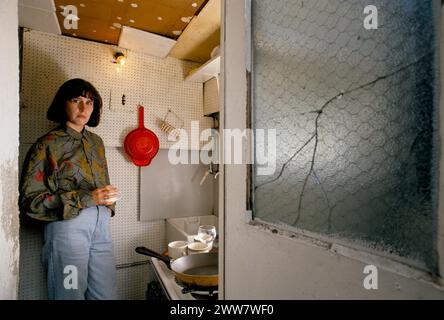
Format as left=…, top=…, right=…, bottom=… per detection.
left=20, top=30, right=213, bottom=148
left=19, top=30, right=215, bottom=299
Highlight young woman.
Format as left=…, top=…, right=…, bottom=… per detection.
left=20, top=78, right=118, bottom=300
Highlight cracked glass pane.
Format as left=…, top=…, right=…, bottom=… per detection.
left=252, top=0, right=439, bottom=273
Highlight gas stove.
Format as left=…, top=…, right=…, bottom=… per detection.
left=147, top=257, right=218, bottom=300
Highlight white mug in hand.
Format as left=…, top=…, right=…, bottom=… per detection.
left=106, top=196, right=120, bottom=203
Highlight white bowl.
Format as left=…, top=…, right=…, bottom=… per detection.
left=187, top=242, right=210, bottom=255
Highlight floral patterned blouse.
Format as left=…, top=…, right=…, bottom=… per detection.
left=20, top=125, right=115, bottom=221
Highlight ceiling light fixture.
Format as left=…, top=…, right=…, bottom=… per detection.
left=131, top=3, right=138, bottom=8
left=113, top=51, right=127, bottom=66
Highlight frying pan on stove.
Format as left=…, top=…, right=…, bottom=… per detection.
left=135, top=246, right=218, bottom=288
left=124, top=105, right=159, bottom=167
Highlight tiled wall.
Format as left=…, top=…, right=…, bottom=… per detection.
left=18, top=30, right=213, bottom=299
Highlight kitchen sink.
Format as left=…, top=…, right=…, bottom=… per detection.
left=166, top=215, right=218, bottom=244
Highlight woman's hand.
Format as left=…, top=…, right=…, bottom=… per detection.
left=92, top=185, right=119, bottom=205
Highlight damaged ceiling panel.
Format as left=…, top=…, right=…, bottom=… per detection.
left=19, top=0, right=220, bottom=63
left=118, top=26, right=177, bottom=59
left=18, top=0, right=61, bottom=35
left=168, top=0, right=221, bottom=63
left=54, top=0, right=208, bottom=45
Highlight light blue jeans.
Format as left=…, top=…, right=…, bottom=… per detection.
left=42, top=206, right=117, bottom=300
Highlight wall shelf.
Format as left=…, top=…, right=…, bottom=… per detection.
left=185, top=54, right=220, bottom=83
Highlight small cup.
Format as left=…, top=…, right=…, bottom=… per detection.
left=168, top=241, right=188, bottom=259
left=197, top=225, right=216, bottom=250
left=187, top=242, right=210, bottom=255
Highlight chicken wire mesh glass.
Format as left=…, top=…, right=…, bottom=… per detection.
left=252, top=0, right=439, bottom=273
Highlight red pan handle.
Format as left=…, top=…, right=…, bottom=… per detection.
left=138, top=105, right=145, bottom=129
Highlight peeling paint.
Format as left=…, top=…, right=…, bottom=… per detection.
left=249, top=218, right=332, bottom=250
left=181, top=16, right=193, bottom=23
left=0, top=159, right=20, bottom=278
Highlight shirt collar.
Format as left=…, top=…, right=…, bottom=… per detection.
left=63, top=124, right=87, bottom=141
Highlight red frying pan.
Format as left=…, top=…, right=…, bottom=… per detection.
left=124, top=105, right=159, bottom=166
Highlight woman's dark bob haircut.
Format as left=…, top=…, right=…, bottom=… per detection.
left=47, top=78, right=102, bottom=127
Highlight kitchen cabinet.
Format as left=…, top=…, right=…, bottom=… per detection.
left=184, top=54, right=220, bottom=83
left=169, top=0, right=220, bottom=63
left=139, top=150, right=214, bottom=222
left=203, top=76, right=219, bottom=115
